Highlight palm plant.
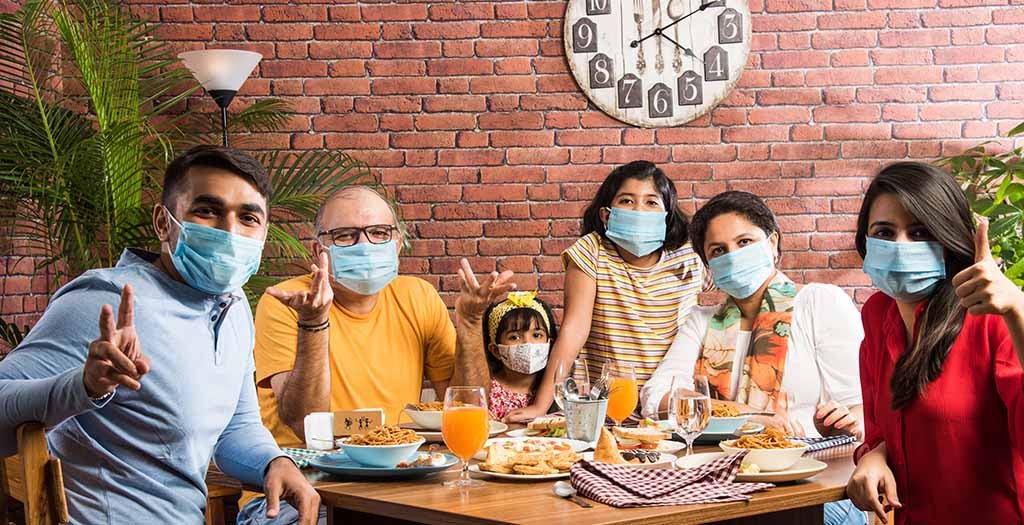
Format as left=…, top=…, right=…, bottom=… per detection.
left=0, top=0, right=371, bottom=348
left=939, top=121, right=1024, bottom=286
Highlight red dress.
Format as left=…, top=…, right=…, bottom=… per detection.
left=857, top=292, right=1024, bottom=525
left=488, top=379, right=533, bottom=421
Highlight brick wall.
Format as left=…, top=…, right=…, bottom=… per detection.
left=3, top=0, right=1024, bottom=342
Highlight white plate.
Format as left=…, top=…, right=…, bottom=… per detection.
left=401, top=421, right=508, bottom=442
left=472, top=437, right=591, bottom=461
left=675, top=452, right=827, bottom=483
left=580, top=451, right=677, bottom=470
left=505, top=428, right=569, bottom=439
left=696, top=423, right=766, bottom=443
left=653, top=440, right=687, bottom=455
left=468, top=463, right=569, bottom=481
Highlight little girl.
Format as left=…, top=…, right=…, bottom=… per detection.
left=506, top=160, right=706, bottom=423
left=482, top=292, right=559, bottom=420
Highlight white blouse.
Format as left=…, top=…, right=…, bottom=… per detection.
left=640, top=283, right=864, bottom=437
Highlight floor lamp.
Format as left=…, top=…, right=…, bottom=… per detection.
left=177, top=50, right=262, bottom=147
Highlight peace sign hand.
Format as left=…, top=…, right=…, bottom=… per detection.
left=266, top=251, right=334, bottom=325
left=455, top=258, right=517, bottom=324
left=953, top=217, right=1024, bottom=317
left=84, top=284, right=151, bottom=399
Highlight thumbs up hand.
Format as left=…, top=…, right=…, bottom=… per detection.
left=952, top=217, right=1024, bottom=317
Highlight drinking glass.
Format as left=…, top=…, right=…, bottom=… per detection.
left=554, top=358, right=591, bottom=410
left=602, top=360, right=638, bottom=426
left=670, top=374, right=711, bottom=456
left=441, top=386, right=488, bottom=488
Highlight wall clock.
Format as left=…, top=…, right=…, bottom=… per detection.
left=563, top=0, right=751, bottom=128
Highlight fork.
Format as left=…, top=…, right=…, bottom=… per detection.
left=667, top=0, right=685, bottom=72
left=652, top=0, right=664, bottom=73
left=633, top=0, right=646, bottom=73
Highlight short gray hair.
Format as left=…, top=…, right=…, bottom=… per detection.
left=314, top=185, right=408, bottom=241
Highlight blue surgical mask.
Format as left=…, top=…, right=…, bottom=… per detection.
left=328, top=240, right=399, bottom=296
left=165, top=208, right=265, bottom=295
left=708, top=238, right=776, bottom=299
left=863, top=237, right=946, bottom=303
left=604, top=207, right=667, bottom=257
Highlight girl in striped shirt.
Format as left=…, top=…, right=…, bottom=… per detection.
left=506, top=160, right=705, bottom=423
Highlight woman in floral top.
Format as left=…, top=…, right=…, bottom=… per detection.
left=482, top=292, right=559, bottom=421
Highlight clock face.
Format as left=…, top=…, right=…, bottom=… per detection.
left=563, top=0, right=752, bottom=128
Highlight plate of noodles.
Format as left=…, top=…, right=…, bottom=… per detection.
left=675, top=452, right=826, bottom=483
left=337, top=425, right=426, bottom=468
left=705, top=402, right=750, bottom=435
left=719, top=429, right=808, bottom=472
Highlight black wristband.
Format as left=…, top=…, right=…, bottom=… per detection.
left=297, top=320, right=329, bottom=332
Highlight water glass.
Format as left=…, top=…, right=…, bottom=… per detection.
left=670, top=375, right=711, bottom=456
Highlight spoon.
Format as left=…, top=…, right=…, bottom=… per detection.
left=553, top=481, right=592, bottom=508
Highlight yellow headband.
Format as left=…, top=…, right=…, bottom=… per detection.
left=487, top=291, right=551, bottom=345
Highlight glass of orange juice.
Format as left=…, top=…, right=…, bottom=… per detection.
left=441, top=386, right=489, bottom=488
left=603, top=360, right=638, bottom=426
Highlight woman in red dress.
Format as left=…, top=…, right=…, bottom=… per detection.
left=847, top=162, right=1024, bottom=525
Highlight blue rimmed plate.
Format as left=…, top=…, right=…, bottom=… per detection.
left=309, top=452, right=459, bottom=479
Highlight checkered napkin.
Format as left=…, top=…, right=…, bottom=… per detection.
left=282, top=447, right=331, bottom=469
left=569, top=452, right=774, bottom=508
left=789, top=434, right=857, bottom=451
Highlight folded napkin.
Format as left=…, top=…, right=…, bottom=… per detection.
left=282, top=447, right=331, bottom=469
left=790, top=434, right=857, bottom=451
left=570, top=452, right=773, bottom=508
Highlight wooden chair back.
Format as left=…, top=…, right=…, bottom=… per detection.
left=1, top=423, right=69, bottom=525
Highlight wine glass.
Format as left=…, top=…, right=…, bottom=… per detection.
left=670, top=374, right=711, bottom=456
left=602, top=360, right=638, bottom=426
left=441, top=386, right=488, bottom=488
left=554, top=358, right=590, bottom=410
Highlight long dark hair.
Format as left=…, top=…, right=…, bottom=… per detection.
left=482, top=299, right=559, bottom=396
left=581, top=160, right=691, bottom=251
left=855, top=161, right=975, bottom=410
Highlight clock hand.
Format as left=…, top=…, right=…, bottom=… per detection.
left=630, top=0, right=718, bottom=49
left=660, top=32, right=704, bottom=65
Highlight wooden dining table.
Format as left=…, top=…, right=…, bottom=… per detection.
left=305, top=434, right=860, bottom=525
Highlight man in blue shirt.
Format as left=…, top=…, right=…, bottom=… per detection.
left=0, top=146, right=320, bottom=524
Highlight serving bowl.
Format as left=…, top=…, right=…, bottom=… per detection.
left=403, top=409, right=443, bottom=430
left=337, top=438, right=426, bottom=468
left=719, top=440, right=808, bottom=472
left=704, top=415, right=750, bottom=435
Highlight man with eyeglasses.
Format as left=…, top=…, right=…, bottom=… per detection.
left=237, top=185, right=512, bottom=524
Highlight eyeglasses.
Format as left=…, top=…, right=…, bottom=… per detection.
left=318, top=225, right=396, bottom=247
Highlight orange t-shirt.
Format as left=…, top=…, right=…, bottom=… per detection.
left=242, top=275, right=456, bottom=506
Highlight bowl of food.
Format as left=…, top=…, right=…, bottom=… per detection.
left=337, top=425, right=426, bottom=468
left=403, top=401, right=463, bottom=430
left=719, top=429, right=808, bottom=472
left=705, top=403, right=749, bottom=435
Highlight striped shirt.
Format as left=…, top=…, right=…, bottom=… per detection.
left=562, top=232, right=705, bottom=395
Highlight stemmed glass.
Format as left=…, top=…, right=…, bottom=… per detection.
left=441, top=386, right=488, bottom=488
left=602, top=360, right=638, bottom=427
left=554, top=358, right=591, bottom=410
left=670, top=375, right=711, bottom=456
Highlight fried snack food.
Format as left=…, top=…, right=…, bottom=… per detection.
left=345, top=425, right=421, bottom=446
left=593, top=427, right=631, bottom=465
left=711, top=402, right=742, bottom=417
left=413, top=401, right=465, bottom=411
left=478, top=441, right=581, bottom=475
left=727, top=428, right=802, bottom=449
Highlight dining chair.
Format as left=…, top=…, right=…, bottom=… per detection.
left=0, top=422, right=69, bottom=525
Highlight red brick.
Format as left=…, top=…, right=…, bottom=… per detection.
left=988, top=26, right=1024, bottom=44
left=812, top=31, right=877, bottom=49
left=920, top=102, right=984, bottom=121
left=673, top=145, right=737, bottom=163
left=771, top=143, right=840, bottom=160
left=314, top=24, right=380, bottom=40
left=765, top=0, right=832, bottom=12
left=869, top=49, right=932, bottom=66
left=413, top=22, right=481, bottom=40
left=427, top=59, right=492, bottom=76
left=430, top=4, right=494, bottom=21
left=246, top=23, right=312, bottom=41
left=375, top=42, right=441, bottom=59
left=262, top=6, right=326, bottom=22
left=491, top=131, right=555, bottom=147
left=423, top=95, right=487, bottom=113
left=824, top=124, right=892, bottom=141
left=507, top=148, right=570, bottom=165
left=817, top=12, right=887, bottom=29
left=843, top=141, right=907, bottom=158
left=304, top=78, right=370, bottom=95
left=418, top=222, right=484, bottom=239
left=371, top=78, right=437, bottom=95
left=390, top=132, right=457, bottom=149
left=748, top=107, right=811, bottom=124
left=481, top=21, right=548, bottom=38
left=936, top=46, right=1005, bottom=65
left=470, top=77, right=535, bottom=94
left=479, top=112, right=544, bottom=130
left=879, top=29, right=950, bottom=47
left=922, top=8, right=992, bottom=27
left=479, top=238, right=541, bottom=256
left=361, top=4, right=427, bottom=21
left=805, top=68, right=874, bottom=86
left=988, top=102, right=1024, bottom=119
left=475, top=40, right=538, bottom=57
left=520, top=94, right=589, bottom=111
left=875, top=66, right=942, bottom=85
left=193, top=5, right=258, bottom=21
left=438, top=149, right=505, bottom=167
left=761, top=51, right=830, bottom=69
left=893, top=122, right=962, bottom=139
left=364, top=60, right=425, bottom=78
left=309, top=42, right=372, bottom=59
left=980, top=64, right=1024, bottom=81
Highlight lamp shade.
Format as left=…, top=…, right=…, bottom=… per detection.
left=177, top=49, right=262, bottom=92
